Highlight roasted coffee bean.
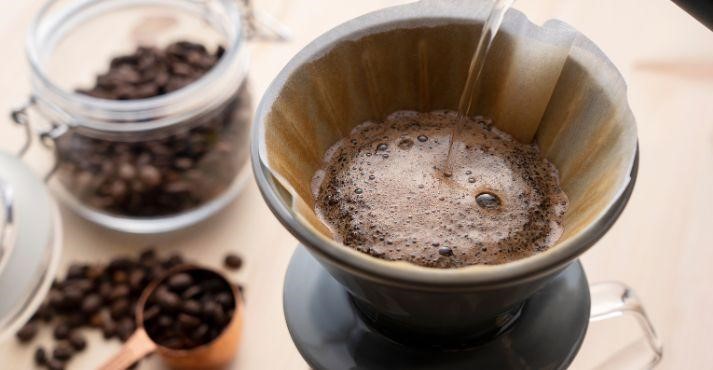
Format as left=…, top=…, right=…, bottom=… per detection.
left=143, top=305, right=161, bottom=322
left=191, top=324, right=210, bottom=342
left=98, top=282, right=113, bottom=301
left=81, top=294, right=103, bottom=314
left=177, top=314, right=201, bottom=329
left=63, top=287, right=83, bottom=307
left=202, top=301, right=227, bottom=324
left=163, top=254, right=184, bottom=269
left=156, top=289, right=181, bottom=311
left=110, top=299, right=131, bottom=320
left=47, top=358, right=65, bottom=370
left=66, top=264, right=87, bottom=280
left=16, top=322, right=38, bottom=342
left=48, top=289, right=65, bottom=310
left=157, top=315, right=173, bottom=328
left=53, top=323, right=71, bottom=340
left=139, top=247, right=157, bottom=262
left=110, top=284, right=130, bottom=301
left=113, top=271, right=129, bottom=284
left=129, top=270, right=146, bottom=290
left=70, top=279, right=95, bottom=293
left=182, top=300, right=202, bottom=316
left=201, top=279, right=223, bottom=293
left=167, top=273, right=193, bottom=291
left=69, top=331, right=87, bottom=351
left=181, top=285, right=202, bottom=300
left=87, top=314, right=101, bottom=330
left=66, top=313, right=86, bottom=328
left=53, top=341, right=74, bottom=361
left=102, top=319, right=117, bottom=339
left=117, top=318, right=136, bottom=341
left=86, top=265, right=105, bottom=280
left=223, top=254, right=243, bottom=270
left=215, top=292, right=233, bottom=308
left=108, top=257, right=134, bottom=271
left=34, top=346, right=48, bottom=365
left=161, top=337, right=185, bottom=349
left=138, top=165, right=162, bottom=187
left=33, top=303, right=54, bottom=322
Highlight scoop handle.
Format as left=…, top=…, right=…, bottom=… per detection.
left=98, top=328, right=157, bottom=370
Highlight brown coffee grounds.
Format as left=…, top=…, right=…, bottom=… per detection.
left=312, top=110, right=568, bottom=268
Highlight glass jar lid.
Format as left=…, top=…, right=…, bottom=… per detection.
left=0, top=151, right=62, bottom=340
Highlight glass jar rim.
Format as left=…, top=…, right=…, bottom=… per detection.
left=26, top=0, right=247, bottom=133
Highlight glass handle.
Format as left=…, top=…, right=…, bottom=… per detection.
left=588, top=282, right=663, bottom=369
left=0, top=178, right=13, bottom=263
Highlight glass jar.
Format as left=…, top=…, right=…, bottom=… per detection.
left=0, top=150, right=62, bottom=340
left=20, top=0, right=251, bottom=233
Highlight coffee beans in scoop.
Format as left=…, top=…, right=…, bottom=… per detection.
left=14, top=249, right=244, bottom=369
left=143, top=269, right=236, bottom=350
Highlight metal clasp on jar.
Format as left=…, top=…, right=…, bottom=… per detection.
left=10, top=97, right=69, bottom=182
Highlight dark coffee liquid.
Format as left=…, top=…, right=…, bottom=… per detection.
left=312, top=110, right=568, bottom=268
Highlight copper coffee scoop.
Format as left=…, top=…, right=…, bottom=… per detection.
left=99, top=265, right=244, bottom=370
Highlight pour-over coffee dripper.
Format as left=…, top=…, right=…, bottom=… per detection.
left=252, top=1, right=658, bottom=368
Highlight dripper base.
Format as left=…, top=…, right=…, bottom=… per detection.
left=283, top=246, right=590, bottom=370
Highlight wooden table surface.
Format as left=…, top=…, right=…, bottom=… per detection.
left=0, top=1, right=711, bottom=369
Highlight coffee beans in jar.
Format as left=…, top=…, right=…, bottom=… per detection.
left=53, top=41, right=251, bottom=219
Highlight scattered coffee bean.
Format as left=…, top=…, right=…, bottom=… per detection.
left=34, top=347, right=48, bottom=366
left=32, top=303, right=54, bottom=323
left=223, top=253, right=243, bottom=270
left=16, top=322, right=38, bottom=343
left=53, top=323, right=71, bottom=340
left=47, top=358, right=65, bottom=370
left=81, top=294, right=103, bottom=314
left=53, top=341, right=74, bottom=361
left=117, top=318, right=136, bottom=341
left=102, top=320, right=117, bottom=340
left=68, top=331, right=87, bottom=352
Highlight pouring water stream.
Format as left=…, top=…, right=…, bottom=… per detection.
left=444, top=0, right=516, bottom=177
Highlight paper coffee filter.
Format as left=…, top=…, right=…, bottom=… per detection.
left=258, top=0, right=637, bottom=268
